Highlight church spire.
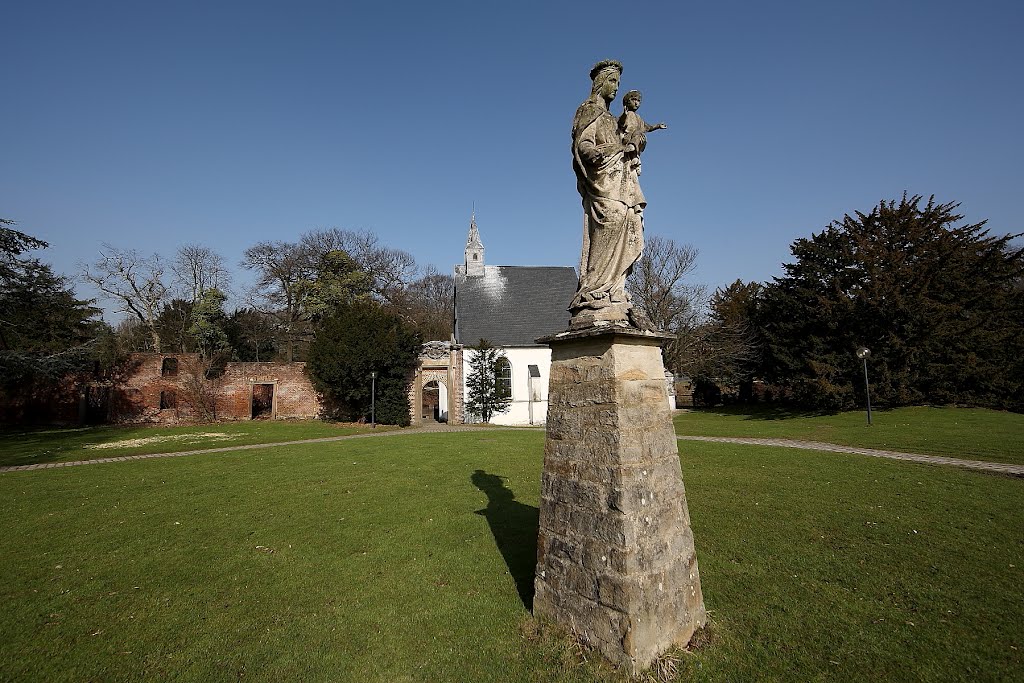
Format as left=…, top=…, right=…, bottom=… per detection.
left=465, top=211, right=484, bottom=276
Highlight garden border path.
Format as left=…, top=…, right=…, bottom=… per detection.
left=678, top=435, right=1024, bottom=477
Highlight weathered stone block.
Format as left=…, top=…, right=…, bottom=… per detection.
left=534, top=327, right=705, bottom=675
left=541, top=473, right=605, bottom=504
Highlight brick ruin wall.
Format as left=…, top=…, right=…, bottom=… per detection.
left=107, top=354, right=320, bottom=424
left=2, top=348, right=480, bottom=427
left=0, top=372, right=89, bottom=425
left=216, top=361, right=320, bottom=421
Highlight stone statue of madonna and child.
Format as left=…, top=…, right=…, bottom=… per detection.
left=535, top=60, right=705, bottom=676
left=569, top=59, right=666, bottom=331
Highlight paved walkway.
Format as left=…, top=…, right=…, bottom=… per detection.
left=677, top=435, right=1024, bottom=477
left=0, top=423, right=538, bottom=474
left=3, top=426, right=1019, bottom=478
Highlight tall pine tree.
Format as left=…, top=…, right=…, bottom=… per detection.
left=0, top=220, right=102, bottom=386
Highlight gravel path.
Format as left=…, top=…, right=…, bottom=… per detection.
left=677, top=435, right=1024, bottom=477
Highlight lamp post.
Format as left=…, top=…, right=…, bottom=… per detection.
left=370, top=371, right=377, bottom=428
left=855, top=347, right=872, bottom=426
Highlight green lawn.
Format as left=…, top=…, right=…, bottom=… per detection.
left=1, top=431, right=1021, bottom=682
left=0, top=420, right=390, bottom=468
left=674, top=405, right=1024, bottom=466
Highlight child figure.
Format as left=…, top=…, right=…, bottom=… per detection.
left=618, top=90, right=667, bottom=174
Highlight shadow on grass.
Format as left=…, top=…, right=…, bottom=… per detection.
left=471, top=469, right=539, bottom=610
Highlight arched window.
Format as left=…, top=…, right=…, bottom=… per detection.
left=495, top=358, right=512, bottom=399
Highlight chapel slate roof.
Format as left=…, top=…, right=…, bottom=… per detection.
left=454, top=266, right=578, bottom=347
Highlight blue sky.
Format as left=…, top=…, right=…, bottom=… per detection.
left=3, top=0, right=1022, bottom=315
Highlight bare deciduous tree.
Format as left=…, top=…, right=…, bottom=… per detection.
left=674, top=319, right=759, bottom=382
left=240, top=241, right=313, bottom=362
left=227, top=307, right=276, bottom=362
left=172, top=244, right=231, bottom=303
left=626, top=235, right=705, bottom=334
left=626, top=235, right=707, bottom=373
left=242, top=229, right=422, bottom=361
left=402, top=265, right=455, bottom=340
left=82, top=245, right=168, bottom=352
left=300, top=228, right=417, bottom=304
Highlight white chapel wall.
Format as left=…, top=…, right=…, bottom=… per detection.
left=462, top=346, right=553, bottom=426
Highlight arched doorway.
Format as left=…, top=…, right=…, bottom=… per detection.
left=419, top=379, right=449, bottom=423
left=421, top=380, right=440, bottom=422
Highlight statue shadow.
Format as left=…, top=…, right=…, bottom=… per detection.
left=471, top=469, right=539, bottom=610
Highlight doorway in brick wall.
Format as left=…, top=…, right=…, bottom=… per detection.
left=84, top=384, right=110, bottom=424
left=251, top=383, right=275, bottom=419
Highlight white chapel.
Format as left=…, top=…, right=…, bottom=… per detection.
left=407, top=216, right=578, bottom=426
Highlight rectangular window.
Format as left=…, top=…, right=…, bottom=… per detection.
left=160, top=390, right=177, bottom=410
left=161, top=358, right=179, bottom=377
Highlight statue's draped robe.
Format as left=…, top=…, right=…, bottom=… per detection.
left=570, top=99, right=646, bottom=313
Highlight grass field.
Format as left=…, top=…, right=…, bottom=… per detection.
left=5, top=405, right=1020, bottom=470
left=674, top=406, right=1024, bottom=466
left=0, top=420, right=389, bottom=468
left=1, top=431, right=1021, bottom=682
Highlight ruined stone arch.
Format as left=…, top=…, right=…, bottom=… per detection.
left=421, top=369, right=448, bottom=389
left=412, top=368, right=451, bottom=425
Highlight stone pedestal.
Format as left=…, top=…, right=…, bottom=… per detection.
left=534, top=326, right=705, bottom=674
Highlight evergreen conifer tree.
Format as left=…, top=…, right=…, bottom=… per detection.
left=306, top=300, right=420, bottom=425
left=1, top=221, right=102, bottom=387
left=756, top=195, right=1024, bottom=410
left=465, top=339, right=512, bottom=423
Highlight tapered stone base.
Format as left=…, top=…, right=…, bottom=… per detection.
left=534, top=326, right=705, bottom=675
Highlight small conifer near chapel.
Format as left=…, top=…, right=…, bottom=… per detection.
left=465, top=339, right=512, bottom=423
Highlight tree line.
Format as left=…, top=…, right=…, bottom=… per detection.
left=78, top=227, right=453, bottom=362
left=628, top=195, right=1024, bottom=412
left=0, top=222, right=453, bottom=424
left=3, top=192, right=1021, bottom=423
